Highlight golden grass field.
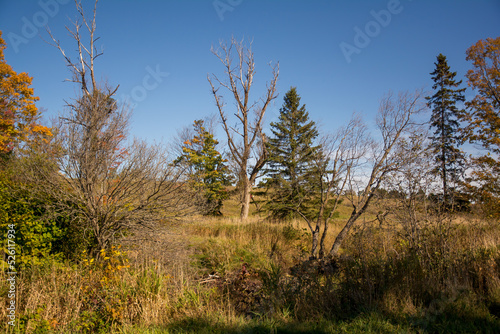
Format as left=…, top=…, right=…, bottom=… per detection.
left=1, top=193, right=499, bottom=333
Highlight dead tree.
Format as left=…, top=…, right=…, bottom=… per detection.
left=382, top=130, right=435, bottom=251
left=208, top=37, right=279, bottom=221
left=38, top=0, right=194, bottom=256
left=328, top=90, right=427, bottom=257
left=293, top=114, right=370, bottom=259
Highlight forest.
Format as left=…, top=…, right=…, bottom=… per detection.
left=1, top=1, right=499, bottom=333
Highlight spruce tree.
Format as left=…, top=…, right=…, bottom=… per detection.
left=426, top=53, right=466, bottom=207
left=176, top=120, right=231, bottom=215
left=264, top=87, right=321, bottom=220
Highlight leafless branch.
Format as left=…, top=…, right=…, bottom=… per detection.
left=208, top=37, right=279, bottom=220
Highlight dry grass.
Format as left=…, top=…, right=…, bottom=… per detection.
left=1, top=196, right=499, bottom=333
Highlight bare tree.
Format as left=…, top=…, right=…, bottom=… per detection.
left=271, top=91, right=425, bottom=260
left=35, top=0, right=194, bottom=255
left=382, top=130, right=436, bottom=250
left=328, top=90, right=427, bottom=257
left=293, top=114, right=370, bottom=259
left=208, top=37, right=279, bottom=221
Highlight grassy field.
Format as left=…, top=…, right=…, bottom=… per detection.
left=1, top=196, right=500, bottom=333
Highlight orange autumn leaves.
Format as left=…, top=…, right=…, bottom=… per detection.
left=460, top=37, right=500, bottom=217
left=463, top=37, right=500, bottom=149
left=0, top=31, right=52, bottom=153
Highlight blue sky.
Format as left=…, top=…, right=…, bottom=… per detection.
left=1, top=0, right=499, bottom=145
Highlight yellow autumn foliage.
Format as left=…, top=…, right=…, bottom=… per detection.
left=0, top=30, right=52, bottom=153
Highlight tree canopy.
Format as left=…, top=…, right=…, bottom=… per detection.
left=0, top=31, right=52, bottom=155
left=460, top=37, right=500, bottom=217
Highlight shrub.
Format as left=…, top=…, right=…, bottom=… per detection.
left=0, top=176, right=65, bottom=269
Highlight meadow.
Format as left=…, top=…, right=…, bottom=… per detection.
left=1, top=195, right=499, bottom=334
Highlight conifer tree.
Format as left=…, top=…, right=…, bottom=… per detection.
left=176, top=120, right=231, bottom=215
left=426, top=53, right=466, bottom=207
left=264, top=87, right=321, bottom=220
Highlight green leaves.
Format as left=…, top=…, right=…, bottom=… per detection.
left=0, top=176, right=65, bottom=268
left=177, top=120, right=231, bottom=216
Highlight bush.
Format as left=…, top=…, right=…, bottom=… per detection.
left=0, top=176, right=65, bottom=268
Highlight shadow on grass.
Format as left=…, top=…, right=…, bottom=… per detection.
left=161, top=317, right=334, bottom=334
left=120, top=313, right=415, bottom=334
left=409, top=309, right=500, bottom=333
left=117, top=308, right=499, bottom=333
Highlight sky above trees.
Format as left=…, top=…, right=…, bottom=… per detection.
left=0, top=0, right=499, bottom=144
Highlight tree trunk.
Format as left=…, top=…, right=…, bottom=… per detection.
left=441, top=105, right=448, bottom=206
left=310, top=227, right=320, bottom=259
left=329, top=197, right=372, bottom=257
left=329, top=212, right=359, bottom=257
left=318, top=222, right=328, bottom=259
left=240, top=178, right=251, bottom=221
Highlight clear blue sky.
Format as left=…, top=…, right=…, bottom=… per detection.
left=1, top=0, right=499, bottom=144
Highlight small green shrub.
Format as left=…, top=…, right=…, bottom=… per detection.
left=0, top=177, right=65, bottom=269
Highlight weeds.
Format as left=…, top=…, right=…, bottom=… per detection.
left=1, top=214, right=499, bottom=333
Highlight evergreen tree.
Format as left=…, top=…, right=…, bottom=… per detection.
left=176, top=120, right=231, bottom=215
left=264, top=87, right=321, bottom=220
left=426, top=53, right=466, bottom=207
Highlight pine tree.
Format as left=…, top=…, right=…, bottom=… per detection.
left=176, top=120, right=231, bottom=215
left=426, top=53, right=466, bottom=207
left=264, top=87, right=321, bottom=220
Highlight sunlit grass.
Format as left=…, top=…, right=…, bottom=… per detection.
left=1, top=194, right=499, bottom=333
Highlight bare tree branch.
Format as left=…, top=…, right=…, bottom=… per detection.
left=208, top=37, right=279, bottom=220
left=328, top=89, right=427, bottom=257
left=33, top=0, right=194, bottom=257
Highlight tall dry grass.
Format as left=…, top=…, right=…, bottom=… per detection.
left=1, top=208, right=499, bottom=333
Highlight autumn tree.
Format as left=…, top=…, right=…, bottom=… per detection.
left=0, top=31, right=51, bottom=156
left=175, top=120, right=231, bottom=215
left=426, top=53, right=466, bottom=207
left=208, top=37, right=279, bottom=221
left=460, top=37, right=500, bottom=217
left=33, top=0, right=194, bottom=256
left=263, top=87, right=322, bottom=221
left=262, top=89, right=426, bottom=260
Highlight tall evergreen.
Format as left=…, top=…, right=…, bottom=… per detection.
left=426, top=54, right=466, bottom=206
left=264, top=87, right=321, bottom=220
